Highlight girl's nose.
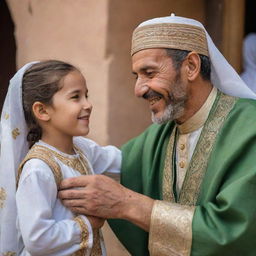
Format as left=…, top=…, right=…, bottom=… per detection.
left=83, top=99, right=92, bottom=111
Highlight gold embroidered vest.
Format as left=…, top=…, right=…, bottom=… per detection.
left=17, top=144, right=102, bottom=256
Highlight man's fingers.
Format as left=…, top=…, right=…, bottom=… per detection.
left=58, top=189, right=86, bottom=200
left=62, top=198, right=86, bottom=207
left=69, top=206, right=89, bottom=215
left=59, top=175, right=93, bottom=190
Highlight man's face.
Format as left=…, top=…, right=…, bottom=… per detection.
left=132, top=48, right=188, bottom=124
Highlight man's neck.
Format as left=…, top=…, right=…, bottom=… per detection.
left=176, top=81, right=213, bottom=124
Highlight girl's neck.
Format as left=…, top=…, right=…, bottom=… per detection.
left=40, top=133, right=75, bottom=155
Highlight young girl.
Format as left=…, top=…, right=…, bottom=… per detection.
left=0, top=60, right=121, bottom=256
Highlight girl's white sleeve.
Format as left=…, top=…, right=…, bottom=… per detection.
left=74, top=137, right=121, bottom=174
left=16, top=159, right=93, bottom=256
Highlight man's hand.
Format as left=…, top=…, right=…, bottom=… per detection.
left=59, top=175, right=126, bottom=218
left=58, top=174, right=154, bottom=231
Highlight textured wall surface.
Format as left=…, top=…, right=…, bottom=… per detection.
left=5, top=0, right=244, bottom=255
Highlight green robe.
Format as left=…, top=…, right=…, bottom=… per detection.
left=109, top=92, right=256, bottom=255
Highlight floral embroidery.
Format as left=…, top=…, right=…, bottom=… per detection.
left=3, top=251, right=16, bottom=256
left=12, top=128, right=20, bottom=139
left=4, top=113, right=9, bottom=120
left=0, top=187, right=7, bottom=208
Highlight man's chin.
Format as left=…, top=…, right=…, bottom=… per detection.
left=151, top=105, right=185, bottom=124
left=151, top=113, right=173, bottom=124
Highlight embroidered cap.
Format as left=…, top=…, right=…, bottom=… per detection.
left=131, top=22, right=208, bottom=56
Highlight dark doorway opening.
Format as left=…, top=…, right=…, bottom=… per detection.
left=0, top=0, right=16, bottom=112
left=244, top=0, right=256, bottom=36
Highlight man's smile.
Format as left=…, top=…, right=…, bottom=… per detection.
left=148, top=96, right=162, bottom=106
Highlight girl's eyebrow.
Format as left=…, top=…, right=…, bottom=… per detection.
left=67, top=88, right=88, bottom=95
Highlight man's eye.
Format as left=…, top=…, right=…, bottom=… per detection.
left=71, top=95, right=79, bottom=99
left=146, top=71, right=154, bottom=77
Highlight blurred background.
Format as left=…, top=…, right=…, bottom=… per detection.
left=1, top=0, right=255, bottom=255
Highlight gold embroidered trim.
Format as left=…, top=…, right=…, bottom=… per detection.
left=45, top=146, right=91, bottom=176
left=3, top=252, right=16, bottom=256
left=162, top=93, right=237, bottom=205
left=149, top=200, right=194, bottom=256
left=73, top=216, right=89, bottom=254
left=131, top=23, right=208, bottom=56
left=12, top=128, right=20, bottom=139
left=72, top=217, right=103, bottom=256
left=17, top=145, right=62, bottom=188
left=179, top=93, right=237, bottom=205
left=162, top=127, right=176, bottom=202
left=91, top=229, right=103, bottom=256
left=0, top=187, right=7, bottom=209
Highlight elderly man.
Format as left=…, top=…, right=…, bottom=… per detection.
left=59, top=15, right=256, bottom=255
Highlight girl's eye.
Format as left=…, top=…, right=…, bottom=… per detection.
left=71, top=95, right=79, bottom=99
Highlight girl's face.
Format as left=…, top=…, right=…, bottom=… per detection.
left=46, top=70, right=92, bottom=139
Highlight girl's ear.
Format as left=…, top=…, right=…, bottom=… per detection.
left=32, top=101, right=50, bottom=121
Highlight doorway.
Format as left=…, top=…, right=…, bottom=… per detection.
left=0, top=0, right=16, bottom=112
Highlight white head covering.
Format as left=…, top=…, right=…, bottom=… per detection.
left=131, top=15, right=256, bottom=99
left=0, top=61, right=38, bottom=254
left=241, top=33, right=256, bottom=92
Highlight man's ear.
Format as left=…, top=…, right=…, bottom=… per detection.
left=183, top=51, right=201, bottom=82
left=32, top=101, right=51, bottom=121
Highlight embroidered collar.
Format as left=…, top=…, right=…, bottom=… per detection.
left=178, top=87, right=217, bottom=134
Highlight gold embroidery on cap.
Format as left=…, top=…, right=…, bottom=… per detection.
left=0, top=187, right=7, bottom=208
left=132, top=23, right=208, bottom=56
left=12, top=128, right=20, bottom=139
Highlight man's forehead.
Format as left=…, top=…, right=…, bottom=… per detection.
left=131, top=49, right=170, bottom=72
left=132, top=48, right=167, bottom=61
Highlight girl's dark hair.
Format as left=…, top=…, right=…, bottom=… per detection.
left=22, top=60, right=78, bottom=148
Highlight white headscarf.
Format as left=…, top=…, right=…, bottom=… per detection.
left=241, top=33, right=256, bottom=93
left=132, top=15, right=256, bottom=99
left=0, top=61, right=38, bottom=255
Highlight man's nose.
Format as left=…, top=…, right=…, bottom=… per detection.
left=134, top=80, right=149, bottom=98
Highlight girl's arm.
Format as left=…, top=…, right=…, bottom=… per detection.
left=16, top=159, right=95, bottom=256
left=74, top=137, right=121, bottom=175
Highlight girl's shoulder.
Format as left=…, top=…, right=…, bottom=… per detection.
left=19, top=158, right=56, bottom=184
left=18, top=143, right=62, bottom=186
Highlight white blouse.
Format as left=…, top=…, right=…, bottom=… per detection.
left=16, top=137, right=121, bottom=256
